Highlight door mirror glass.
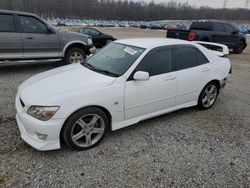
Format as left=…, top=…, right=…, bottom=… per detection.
left=133, top=71, right=149, bottom=81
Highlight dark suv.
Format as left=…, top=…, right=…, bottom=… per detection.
left=166, top=21, right=247, bottom=54
left=0, top=10, right=95, bottom=64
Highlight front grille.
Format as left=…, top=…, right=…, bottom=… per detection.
left=20, top=98, right=25, bottom=108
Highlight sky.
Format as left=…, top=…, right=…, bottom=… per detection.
left=133, top=0, right=250, bottom=9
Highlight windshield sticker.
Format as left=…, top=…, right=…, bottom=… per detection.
left=124, top=47, right=137, bottom=55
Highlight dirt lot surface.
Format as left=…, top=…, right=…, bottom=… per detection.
left=0, top=28, right=250, bottom=187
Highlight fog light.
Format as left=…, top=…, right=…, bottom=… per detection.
left=36, top=133, right=48, bottom=140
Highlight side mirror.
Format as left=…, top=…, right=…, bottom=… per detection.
left=47, top=27, right=54, bottom=34
left=133, top=71, right=149, bottom=81
left=231, top=30, right=238, bottom=35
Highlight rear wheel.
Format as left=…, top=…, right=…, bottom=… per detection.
left=198, top=82, right=219, bottom=110
left=233, top=41, right=245, bottom=54
left=64, top=47, right=86, bottom=64
left=62, top=107, right=109, bottom=150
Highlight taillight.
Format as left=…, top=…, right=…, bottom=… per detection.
left=188, top=32, right=196, bottom=41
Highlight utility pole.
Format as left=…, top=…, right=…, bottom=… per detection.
left=223, top=0, right=228, bottom=8
left=246, top=0, right=250, bottom=8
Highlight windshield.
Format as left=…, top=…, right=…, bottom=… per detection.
left=82, top=43, right=145, bottom=77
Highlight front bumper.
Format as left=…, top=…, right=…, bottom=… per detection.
left=15, top=96, right=65, bottom=151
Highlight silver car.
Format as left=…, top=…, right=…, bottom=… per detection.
left=0, top=10, right=94, bottom=64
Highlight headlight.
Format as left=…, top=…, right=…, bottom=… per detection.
left=27, top=106, right=59, bottom=121
left=87, top=38, right=93, bottom=46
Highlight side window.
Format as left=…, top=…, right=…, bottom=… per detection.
left=224, top=24, right=235, bottom=33
left=90, top=29, right=100, bottom=36
left=80, top=29, right=88, bottom=35
left=136, top=48, right=172, bottom=76
left=197, top=50, right=209, bottom=65
left=0, top=14, right=16, bottom=32
left=19, top=16, right=48, bottom=34
left=175, top=47, right=198, bottom=70
left=213, top=23, right=225, bottom=32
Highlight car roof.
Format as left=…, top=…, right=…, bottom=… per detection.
left=0, top=9, right=36, bottom=16
left=115, top=38, right=192, bottom=49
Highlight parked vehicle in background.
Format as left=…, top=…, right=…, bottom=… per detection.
left=0, top=10, right=94, bottom=64
left=166, top=20, right=247, bottom=54
left=16, top=38, right=231, bottom=151
left=79, top=28, right=116, bottom=48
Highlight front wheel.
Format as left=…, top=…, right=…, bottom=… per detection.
left=64, top=47, right=86, bottom=64
left=198, top=82, right=219, bottom=110
left=233, top=41, right=245, bottom=54
left=62, top=107, right=109, bottom=150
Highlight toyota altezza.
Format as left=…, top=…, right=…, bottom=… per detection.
left=16, top=38, right=231, bottom=151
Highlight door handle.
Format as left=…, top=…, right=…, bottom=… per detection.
left=202, top=67, right=210, bottom=72
left=26, top=37, right=34, bottom=40
left=164, top=75, right=176, bottom=81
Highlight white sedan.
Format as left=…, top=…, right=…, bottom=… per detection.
left=15, top=38, right=231, bottom=151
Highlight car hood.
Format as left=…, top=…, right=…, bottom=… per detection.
left=18, top=64, right=115, bottom=105
left=59, top=30, right=89, bottom=38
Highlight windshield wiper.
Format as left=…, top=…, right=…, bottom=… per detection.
left=82, top=62, right=97, bottom=71
left=95, top=69, right=119, bottom=77
left=82, top=62, right=119, bottom=77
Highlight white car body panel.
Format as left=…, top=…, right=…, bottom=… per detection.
left=15, top=38, right=231, bottom=151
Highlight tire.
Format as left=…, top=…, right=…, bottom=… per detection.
left=62, top=107, right=109, bottom=150
left=233, top=41, right=245, bottom=54
left=64, top=47, right=86, bottom=64
left=198, top=82, right=219, bottom=110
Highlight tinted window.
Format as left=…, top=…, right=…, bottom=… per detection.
left=175, top=47, right=198, bottom=70
left=224, top=24, right=235, bottom=33
left=90, top=29, right=101, bottom=36
left=213, top=23, right=225, bottom=32
left=190, top=22, right=212, bottom=31
left=136, top=48, right=172, bottom=76
left=0, top=14, right=16, bottom=32
left=19, top=16, right=48, bottom=33
left=197, top=50, right=209, bottom=65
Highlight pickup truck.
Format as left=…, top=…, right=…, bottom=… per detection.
left=0, top=10, right=94, bottom=64
left=166, top=21, right=247, bottom=54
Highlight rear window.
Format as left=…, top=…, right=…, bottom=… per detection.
left=0, top=14, right=16, bottom=32
left=197, top=50, right=209, bottom=65
left=190, top=22, right=212, bottom=31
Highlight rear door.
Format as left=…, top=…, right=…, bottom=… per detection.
left=211, top=22, right=236, bottom=47
left=174, top=45, right=211, bottom=106
left=125, top=46, right=177, bottom=120
left=18, top=15, right=60, bottom=59
left=0, top=13, right=23, bottom=60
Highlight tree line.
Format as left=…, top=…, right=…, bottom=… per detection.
left=0, top=0, right=249, bottom=21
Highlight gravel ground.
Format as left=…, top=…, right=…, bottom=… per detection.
left=0, top=28, right=250, bottom=187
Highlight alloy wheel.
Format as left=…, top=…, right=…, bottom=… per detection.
left=201, top=85, right=218, bottom=108
left=71, top=114, right=105, bottom=147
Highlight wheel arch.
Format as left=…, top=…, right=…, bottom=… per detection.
left=200, top=79, right=221, bottom=96
left=59, top=105, right=112, bottom=142
left=63, top=41, right=89, bottom=56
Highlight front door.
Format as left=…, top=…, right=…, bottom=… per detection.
left=18, top=15, right=60, bottom=59
left=125, top=47, right=177, bottom=120
left=0, top=13, right=23, bottom=60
